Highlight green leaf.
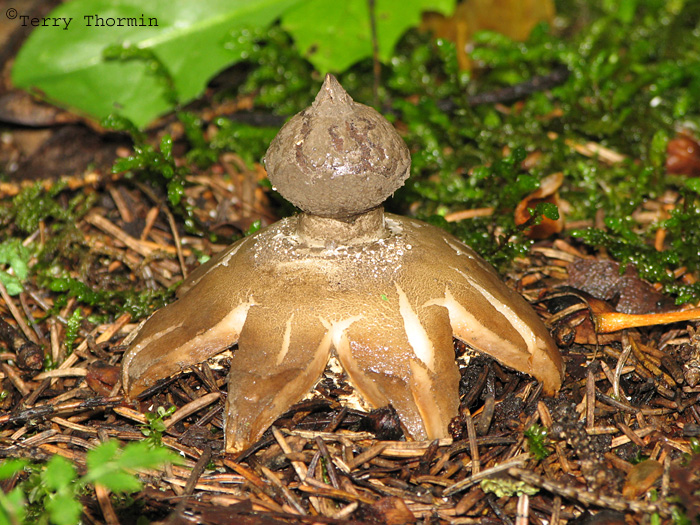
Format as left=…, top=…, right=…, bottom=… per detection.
left=684, top=178, right=700, bottom=196
left=537, top=202, right=560, bottom=221
left=0, top=271, right=22, bottom=296
left=12, top=0, right=302, bottom=128
left=649, top=129, right=669, bottom=168
left=245, top=220, right=262, bottom=236
left=0, top=240, right=30, bottom=281
left=117, top=441, right=180, bottom=470
left=95, top=471, right=142, bottom=494
left=85, top=440, right=120, bottom=472
left=282, top=0, right=455, bottom=73
left=46, top=493, right=82, bottom=525
left=0, top=459, right=29, bottom=480
left=0, top=239, right=31, bottom=295
left=167, top=178, right=185, bottom=206
left=42, top=456, right=77, bottom=492
left=524, top=424, right=552, bottom=460
left=83, top=440, right=180, bottom=491
left=613, top=0, right=637, bottom=24
left=0, top=487, right=27, bottom=524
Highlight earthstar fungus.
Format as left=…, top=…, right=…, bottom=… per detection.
left=122, top=74, right=564, bottom=453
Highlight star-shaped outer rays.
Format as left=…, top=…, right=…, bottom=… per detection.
left=122, top=213, right=563, bottom=454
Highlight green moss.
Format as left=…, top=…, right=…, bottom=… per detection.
left=230, top=25, right=318, bottom=115
left=382, top=0, right=698, bottom=296
left=1, top=182, right=73, bottom=234
left=209, top=119, right=278, bottom=168
left=64, top=308, right=83, bottom=356
left=106, top=114, right=202, bottom=233
left=47, top=276, right=175, bottom=319
left=524, top=424, right=552, bottom=460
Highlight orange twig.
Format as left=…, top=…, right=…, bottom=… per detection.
left=595, top=309, right=700, bottom=333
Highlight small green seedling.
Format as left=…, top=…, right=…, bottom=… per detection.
left=524, top=424, right=552, bottom=460
left=0, top=440, right=179, bottom=525
left=141, top=405, right=177, bottom=447
left=0, top=239, right=31, bottom=296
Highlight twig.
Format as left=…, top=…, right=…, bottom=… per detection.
left=508, top=467, right=669, bottom=515
left=86, top=213, right=190, bottom=259
left=134, top=181, right=188, bottom=278
left=260, top=465, right=307, bottom=515
left=95, top=481, right=120, bottom=525
left=444, top=207, right=495, bottom=222
left=163, top=392, right=221, bottom=429
left=0, top=317, right=43, bottom=370
left=345, top=443, right=387, bottom=470
left=463, top=408, right=480, bottom=475
left=515, top=493, right=529, bottom=525
left=586, top=363, right=596, bottom=429
left=613, top=332, right=632, bottom=399
left=0, top=280, right=39, bottom=344
left=1, top=362, right=30, bottom=397
left=444, top=453, right=529, bottom=496
left=167, top=445, right=213, bottom=523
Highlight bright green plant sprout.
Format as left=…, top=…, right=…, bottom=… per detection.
left=0, top=459, right=30, bottom=525
left=524, top=424, right=552, bottom=461
left=245, top=220, right=263, bottom=236
left=0, top=239, right=31, bottom=296
left=0, top=441, right=180, bottom=525
left=41, top=456, right=83, bottom=525
left=106, top=113, right=206, bottom=234
left=141, top=405, right=177, bottom=447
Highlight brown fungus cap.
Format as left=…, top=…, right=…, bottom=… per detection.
left=264, top=74, right=411, bottom=218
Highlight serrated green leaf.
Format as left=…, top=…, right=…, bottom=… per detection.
left=0, top=271, right=22, bottom=296
left=83, top=441, right=179, bottom=490
left=1, top=487, right=27, bottom=524
left=0, top=239, right=31, bottom=295
left=95, top=471, right=142, bottom=494
left=86, top=440, right=120, bottom=472
left=46, top=493, right=82, bottom=525
left=0, top=459, right=29, bottom=480
left=0, top=240, right=30, bottom=281
left=282, top=0, right=455, bottom=73
left=12, top=0, right=302, bottom=128
left=42, top=456, right=77, bottom=492
left=118, top=441, right=180, bottom=470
